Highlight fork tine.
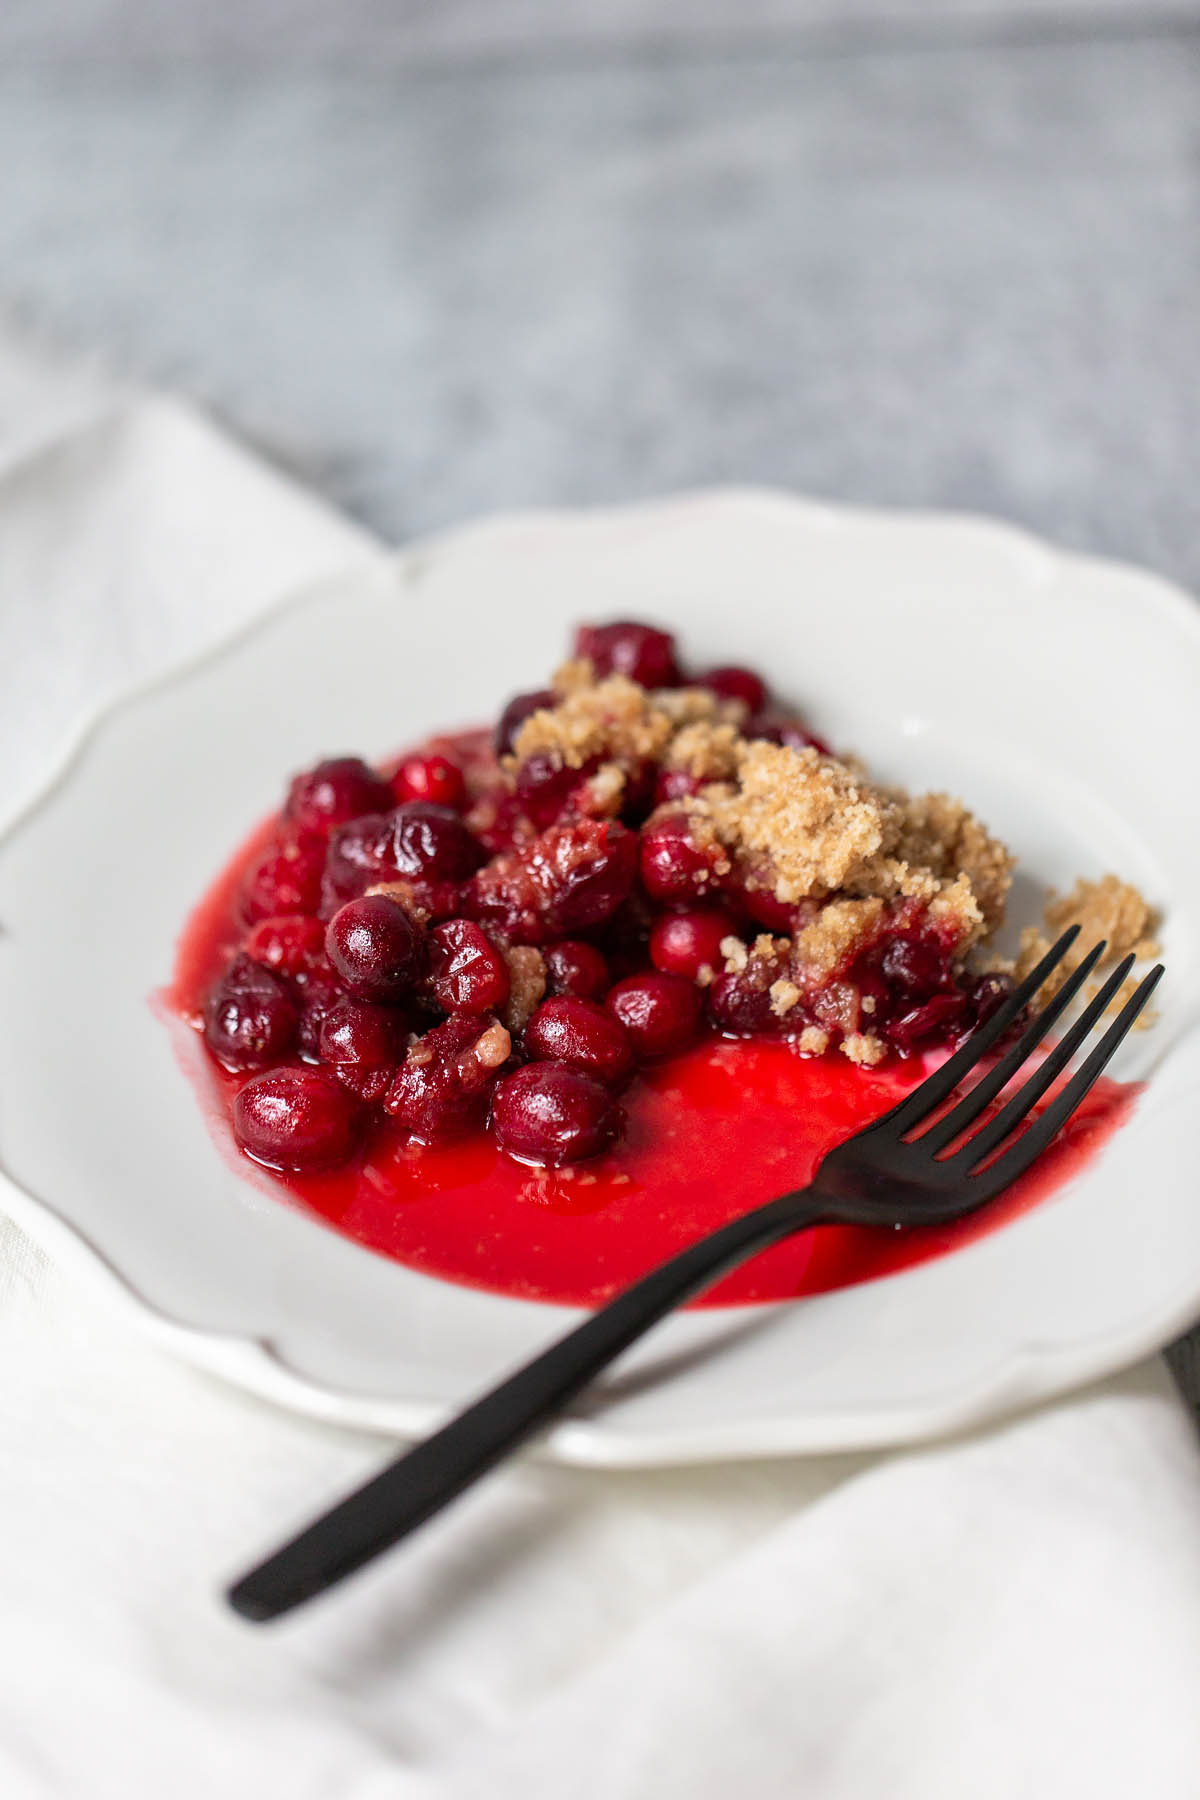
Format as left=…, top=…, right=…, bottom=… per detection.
left=963, top=963, right=1163, bottom=1189
left=947, top=952, right=1137, bottom=1169
left=873, top=926, right=1081, bottom=1137
left=915, top=937, right=1109, bottom=1154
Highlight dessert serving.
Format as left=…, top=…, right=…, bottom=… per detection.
left=169, top=617, right=1153, bottom=1307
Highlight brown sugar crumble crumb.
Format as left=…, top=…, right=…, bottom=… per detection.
left=1017, top=875, right=1160, bottom=1024
left=500, top=946, right=547, bottom=1034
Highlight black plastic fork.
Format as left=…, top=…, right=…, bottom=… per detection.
left=228, top=926, right=1162, bottom=1622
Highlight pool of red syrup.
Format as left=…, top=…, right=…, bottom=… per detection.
left=167, top=815, right=1140, bottom=1309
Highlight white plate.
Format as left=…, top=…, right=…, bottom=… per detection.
left=0, top=491, right=1197, bottom=1464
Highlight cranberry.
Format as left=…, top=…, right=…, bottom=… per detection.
left=425, top=919, right=510, bottom=1013
left=318, top=995, right=405, bottom=1067
left=543, top=940, right=610, bottom=1001
left=698, top=665, right=768, bottom=714
left=607, top=972, right=702, bottom=1058
left=496, top=688, right=556, bottom=757
left=738, top=882, right=801, bottom=934
left=618, top=761, right=659, bottom=826
left=855, top=969, right=894, bottom=1030
left=240, top=828, right=326, bottom=924
left=334, top=1064, right=396, bottom=1103
left=469, top=819, right=638, bottom=944
left=392, top=753, right=467, bottom=812
left=321, top=813, right=399, bottom=913
left=541, top=819, right=639, bottom=935
left=887, top=992, right=970, bottom=1054
left=204, top=954, right=298, bottom=1072
left=655, top=767, right=703, bottom=806
left=639, top=812, right=727, bottom=904
left=649, top=907, right=737, bottom=981
left=392, top=802, right=484, bottom=882
left=468, top=787, right=530, bottom=856
left=491, top=1062, right=623, bottom=1166
left=244, top=915, right=329, bottom=982
left=296, top=971, right=345, bottom=1061
left=965, top=971, right=1017, bottom=1030
left=708, top=970, right=780, bottom=1037
left=385, top=1012, right=511, bottom=1142
left=514, top=751, right=593, bottom=829
left=880, top=934, right=951, bottom=1000
left=285, top=757, right=394, bottom=834
left=325, top=895, right=424, bottom=1001
left=525, top=997, right=633, bottom=1087
left=234, top=1067, right=363, bottom=1171
left=574, top=620, right=681, bottom=690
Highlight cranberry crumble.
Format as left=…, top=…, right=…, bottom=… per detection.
left=176, top=618, right=1156, bottom=1192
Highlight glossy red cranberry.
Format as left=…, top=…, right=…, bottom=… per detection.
left=607, top=972, right=702, bottom=1058
left=385, top=1012, right=511, bottom=1141
left=318, top=995, right=405, bottom=1067
left=654, top=767, right=703, bottom=806
left=574, top=620, right=681, bottom=689
left=649, top=907, right=737, bottom=981
left=325, top=895, right=423, bottom=1001
left=541, top=819, right=639, bottom=935
left=392, top=802, right=484, bottom=881
left=285, top=757, right=394, bottom=834
left=392, top=753, right=467, bottom=812
left=496, top=688, right=556, bottom=756
left=543, top=940, right=610, bottom=1000
left=425, top=919, right=510, bottom=1013
left=234, top=1067, right=363, bottom=1171
left=320, top=812, right=399, bottom=913
left=333, top=1063, right=397, bottom=1105
left=698, top=665, right=768, bottom=714
left=736, top=881, right=801, bottom=935
left=244, top=915, right=328, bottom=982
left=491, top=1062, right=623, bottom=1166
left=204, top=954, right=298, bottom=1072
left=296, top=971, right=345, bottom=1061
left=639, top=812, right=726, bottom=904
left=708, top=970, right=779, bottom=1037
left=525, top=997, right=633, bottom=1087
left=514, top=751, right=593, bottom=829
left=469, top=819, right=638, bottom=944
left=880, top=934, right=952, bottom=1000
left=888, top=992, right=970, bottom=1054
left=240, top=828, right=326, bottom=924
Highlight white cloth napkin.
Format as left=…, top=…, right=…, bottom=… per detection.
left=3, top=320, right=1200, bottom=1800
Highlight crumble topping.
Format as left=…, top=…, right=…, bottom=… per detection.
left=364, top=879, right=434, bottom=923
left=791, top=897, right=886, bottom=983
left=1017, top=874, right=1160, bottom=1021
left=769, top=977, right=802, bottom=1018
left=512, top=674, right=734, bottom=774
left=501, top=946, right=547, bottom=1033
left=688, top=742, right=897, bottom=901
left=843, top=1031, right=887, bottom=1067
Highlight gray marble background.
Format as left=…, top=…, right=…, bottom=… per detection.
left=3, top=0, right=1199, bottom=1391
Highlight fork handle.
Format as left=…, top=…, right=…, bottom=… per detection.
left=228, top=1185, right=826, bottom=1621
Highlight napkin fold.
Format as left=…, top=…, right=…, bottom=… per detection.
left=1, top=320, right=1198, bottom=1800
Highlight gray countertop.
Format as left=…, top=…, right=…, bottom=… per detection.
left=2, top=0, right=1198, bottom=1395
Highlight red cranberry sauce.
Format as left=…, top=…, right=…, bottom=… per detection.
left=168, top=617, right=1141, bottom=1307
